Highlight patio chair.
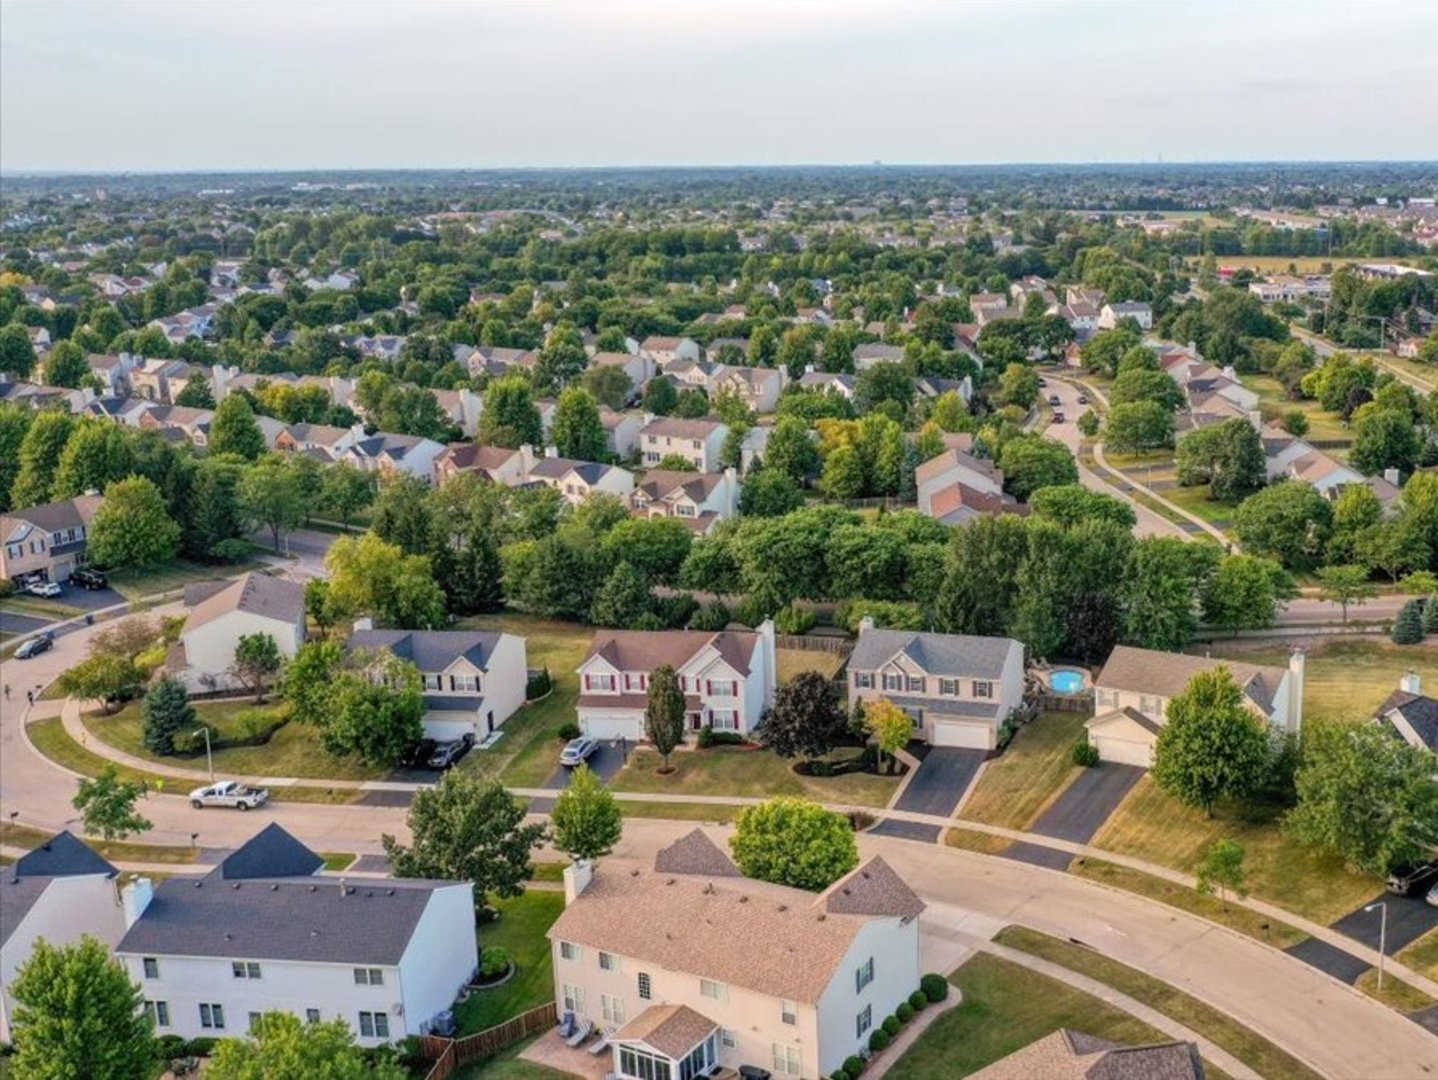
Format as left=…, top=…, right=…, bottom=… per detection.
left=557, top=1010, right=576, bottom=1039
left=566, top=1018, right=594, bottom=1047
left=588, top=1026, right=616, bottom=1055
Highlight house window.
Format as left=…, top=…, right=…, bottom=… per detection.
left=620, top=1045, right=674, bottom=1080
left=353, top=967, right=383, bottom=986
left=700, top=978, right=726, bottom=1001
left=562, top=984, right=585, bottom=1016
left=358, top=1011, right=389, bottom=1039
left=199, top=1003, right=225, bottom=1030
left=1140, top=695, right=1162, bottom=716
left=560, top=941, right=582, bottom=962
left=709, top=711, right=739, bottom=732
left=1095, top=688, right=1115, bottom=709
left=601, top=993, right=625, bottom=1025
left=232, top=961, right=261, bottom=979
left=306, top=1009, right=321, bottom=1023
left=939, top=679, right=958, bottom=696
left=781, top=1000, right=797, bottom=1026
left=972, top=680, right=993, bottom=699
left=882, top=673, right=903, bottom=692
left=676, top=504, right=695, bottom=517
left=638, top=972, right=652, bottom=1000
left=720, top=1028, right=736, bottom=1049
left=142, top=957, right=160, bottom=979
left=708, top=680, right=736, bottom=698
left=586, top=674, right=615, bottom=692
left=599, top=951, right=619, bottom=972
left=856, top=1005, right=872, bottom=1038
left=855, top=957, right=874, bottom=992
left=906, top=676, right=926, bottom=693
left=449, top=674, right=480, bottom=693
left=145, top=1001, right=170, bottom=1027
left=423, top=674, right=442, bottom=691
left=855, top=672, right=873, bottom=689
left=771, top=1044, right=802, bottom=1076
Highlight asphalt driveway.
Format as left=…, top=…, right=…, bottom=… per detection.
left=1330, top=891, right=1438, bottom=954
left=543, top=740, right=627, bottom=791
left=1284, top=938, right=1370, bottom=984
left=1030, top=763, right=1144, bottom=844
left=892, top=748, right=987, bottom=817
left=56, top=585, right=126, bottom=612
left=0, top=611, right=50, bottom=639
left=867, top=821, right=942, bottom=843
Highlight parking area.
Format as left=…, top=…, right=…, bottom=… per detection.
left=892, top=747, right=987, bottom=817
left=544, top=740, right=627, bottom=790
left=1029, top=763, right=1144, bottom=844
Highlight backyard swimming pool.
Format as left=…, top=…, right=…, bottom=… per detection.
left=1049, top=669, right=1086, bottom=694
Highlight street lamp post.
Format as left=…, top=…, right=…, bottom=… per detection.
left=192, top=727, right=214, bottom=782
left=1365, top=901, right=1388, bottom=991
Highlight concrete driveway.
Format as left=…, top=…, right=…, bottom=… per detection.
left=1029, top=763, right=1144, bottom=844
left=892, top=748, right=987, bottom=817
left=544, top=741, right=626, bottom=791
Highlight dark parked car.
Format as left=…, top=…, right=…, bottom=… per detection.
left=1386, top=861, right=1438, bottom=897
left=1048, top=394, right=1062, bottom=407
left=426, top=734, right=475, bottom=770
left=1051, top=411, right=1066, bottom=424
left=14, top=633, right=54, bottom=659
left=1077, top=393, right=1089, bottom=404
left=401, top=738, right=438, bottom=769
left=69, top=568, right=108, bottom=590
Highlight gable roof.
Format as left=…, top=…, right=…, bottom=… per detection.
left=641, top=416, right=725, bottom=440
left=614, top=1004, right=717, bottom=1058
left=915, top=447, right=1001, bottom=488
left=818, top=856, right=925, bottom=921
left=586, top=628, right=756, bottom=677
left=349, top=628, right=508, bottom=672
left=214, top=823, right=324, bottom=881
left=12, top=831, right=117, bottom=879
left=1096, top=646, right=1288, bottom=715
left=971, top=1029, right=1203, bottom=1080
left=1376, top=688, right=1438, bottom=751
left=1, top=493, right=103, bottom=535
left=634, top=469, right=729, bottom=504
left=849, top=628, right=1019, bottom=679
left=653, top=829, right=740, bottom=877
left=183, top=572, right=305, bottom=635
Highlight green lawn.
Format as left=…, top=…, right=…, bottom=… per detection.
left=456, top=1036, right=573, bottom=1080
left=1242, top=374, right=1351, bottom=444
left=321, top=852, right=356, bottom=871
left=453, top=891, right=565, bottom=1035
left=0, top=594, right=83, bottom=621
left=885, top=953, right=1198, bottom=1080
left=1161, top=482, right=1240, bottom=528
left=1355, top=967, right=1436, bottom=1014
left=959, top=711, right=1085, bottom=830
left=106, top=557, right=268, bottom=602
left=776, top=647, right=847, bottom=685
left=0, top=821, right=201, bottom=865
left=618, top=800, right=746, bottom=823
left=1397, top=928, right=1438, bottom=982
left=611, top=745, right=900, bottom=808
left=994, top=926, right=1321, bottom=1080
left=82, top=698, right=385, bottom=782
left=1090, top=775, right=1379, bottom=924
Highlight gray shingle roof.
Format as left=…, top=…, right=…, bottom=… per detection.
left=13, top=831, right=117, bottom=879
left=215, top=823, right=324, bottom=880
left=849, top=629, right=1018, bottom=680
left=1377, top=689, right=1438, bottom=751
left=350, top=629, right=505, bottom=672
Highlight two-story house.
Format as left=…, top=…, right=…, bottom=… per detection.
left=115, top=824, right=476, bottom=1047
left=528, top=453, right=636, bottom=506
left=1, top=833, right=127, bottom=1044
left=138, top=404, right=215, bottom=448
left=576, top=623, right=776, bottom=742
left=914, top=448, right=1023, bottom=525
left=431, top=387, right=484, bottom=438
left=847, top=624, right=1026, bottom=749
left=628, top=469, right=739, bottom=533
left=130, top=358, right=196, bottom=403
left=339, top=431, right=447, bottom=484
left=591, top=352, right=655, bottom=396
left=0, top=493, right=104, bottom=586
left=850, top=343, right=905, bottom=372
left=709, top=366, right=785, bottom=414
left=432, top=443, right=534, bottom=487
left=1086, top=646, right=1305, bottom=767
left=85, top=352, right=141, bottom=396
left=1097, top=301, right=1154, bottom=331
left=639, top=418, right=729, bottom=473
left=275, top=422, right=361, bottom=458
left=546, top=832, right=923, bottom=1080
left=639, top=336, right=702, bottom=367
left=177, top=573, right=308, bottom=691
left=600, top=408, right=643, bottom=459
left=349, top=628, right=528, bottom=741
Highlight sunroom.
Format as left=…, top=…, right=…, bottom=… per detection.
left=613, top=1004, right=720, bottom=1080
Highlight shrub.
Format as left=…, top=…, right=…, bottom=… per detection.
left=858, top=744, right=879, bottom=769
left=808, top=759, right=833, bottom=777
left=183, top=1038, right=218, bottom=1057
left=632, top=611, right=666, bottom=631
left=557, top=721, right=581, bottom=741
left=834, top=599, right=925, bottom=634
left=688, top=600, right=731, bottom=632
left=1072, top=739, right=1100, bottom=767
left=843, top=1055, right=865, bottom=1077
left=156, top=1034, right=186, bottom=1059
left=896, top=1002, right=914, bottom=1023
left=920, top=973, right=949, bottom=1003
left=735, top=593, right=770, bottom=628
left=0, top=578, right=13, bottom=599
left=653, top=592, right=699, bottom=629
left=830, top=1070, right=849, bottom=1080
left=908, top=990, right=928, bottom=1011
left=526, top=667, right=553, bottom=699
left=868, top=1029, right=891, bottom=1053
left=882, top=1015, right=901, bottom=1037
left=774, top=604, right=817, bottom=635
left=479, top=946, right=511, bottom=979
left=697, top=727, right=745, bottom=748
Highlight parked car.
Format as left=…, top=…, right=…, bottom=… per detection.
left=1427, top=882, right=1438, bottom=909
left=426, top=733, right=475, bottom=770
left=1386, top=861, right=1438, bottom=897
left=1077, top=393, right=1089, bottom=404
left=26, top=580, right=62, bottom=598
left=69, top=568, right=108, bottom=590
left=1047, top=394, right=1062, bottom=407
left=1036, top=377, right=1048, bottom=387
left=1052, top=410, right=1066, bottom=423
left=189, top=780, right=269, bottom=811
left=559, top=736, right=599, bottom=767
left=14, top=632, right=53, bottom=659
left=401, top=738, right=438, bottom=769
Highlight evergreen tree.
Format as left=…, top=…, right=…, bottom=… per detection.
left=174, top=370, right=216, bottom=408
left=1423, top=597, right=1438, bottom=636
left=589, top=561, right=652, bottom=628
left=142, top=676, right=197, bottom=755
left=1391, top=599, right=1424, bottom=645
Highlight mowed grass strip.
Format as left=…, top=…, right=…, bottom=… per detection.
left=959, top=711, right=1085, bottom=830
left=1397, top=927, right=1438, bottom=983
left=885, top=952, right=1229, bottom=1080
left=943, top=826, right=1014, bottom=856
left=612, top=745, right=899, bottom=808
left=994, top=925, right=1323, bottom=1080
left=452, top=890, right=565, bottom=1035
left=1355, top=967, right=1437, bottom=1014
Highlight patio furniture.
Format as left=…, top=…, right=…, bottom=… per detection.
left=557, top=1010, right=576, bottom=1039
left=588, top=1026, right=616, bottom=1055
left=566, top=1018, right=594, bottom=1047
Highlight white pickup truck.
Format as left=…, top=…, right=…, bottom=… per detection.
left=189, top=780, right=269, bottom=811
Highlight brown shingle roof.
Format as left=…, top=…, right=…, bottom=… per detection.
left=182, top=572, right=305, bottom=635
left=819, top=856, right=924, bottom=921
left=971, top=1029, right=1204, bottom=1080
left=1095, top=646, right=1287, bottom=716
left=587, top=629, right=757, bottom=677
left=641, top=417, right=725, bottom=440
left=613, top=1004, right=717, bottom=1058
left=654, top=829, right=740, bottom=878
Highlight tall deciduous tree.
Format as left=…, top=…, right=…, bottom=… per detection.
left=1200, top=555, right=1295, bottom=635
left=237, top=453, right=305, bottom=552
left=232, top=632, right=282, bottom=702
left=762, top=671, right=847, bottom=763
left=1152, top=667, right=1271, bottom=818
left=551, top=386, right=608, bottom=461
left=325, top=532, right=446, bottom=630
left=319, top=461, right=376, bottom=529
left=51, top=421, right=133, bottom=500
left=479, top=375, right=543, bottom=448
left=1315, top=563, right=1376, bottom=624
left=208, top=394, right=266, bottom=460
left=589, top=561, right=652, bottom=629
left=1232, top=481, right=1333, bottom=570
left=11, top=409, right=75, bottom=509
left=645, top=664, right=687, bottom=771
left=57, top=654, right=144, bottom=713
left=88, top=476, right=181, bottom=569
left=323, top=655, right=425, bottom=765
left=996, top=435, right=1079, bottom=500
left=550, top=764, right=623, bottom=863
left=0, top=322, right=38, bottom=378
left=730, top=797, right=858, bottom=891
left=42, top=340, right=91, bottom=388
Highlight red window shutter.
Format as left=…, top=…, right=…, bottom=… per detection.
left=706, top=680, right=712, bottom=694
left=583, top=675, right=590, bottom=691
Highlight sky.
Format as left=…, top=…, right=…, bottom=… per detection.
left=3, top=0, right=1437, bottom=173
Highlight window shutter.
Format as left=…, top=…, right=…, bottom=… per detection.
left=706, top=680, right=712, bottom=694
left=583, top=675, right=591, bottom=691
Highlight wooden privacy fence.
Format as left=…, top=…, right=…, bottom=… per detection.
left=1032, top=692, right=1094, bottom=713
left=421, top=1002, right=558, bottom=1080
left=775, top=633, right=854, bottom=656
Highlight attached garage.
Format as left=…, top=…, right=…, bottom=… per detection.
left=1086, top=708, right=1159, bottom=768
left=929, top=717, right=996, bottom=750
left=580, top=711, right=644, bottom=742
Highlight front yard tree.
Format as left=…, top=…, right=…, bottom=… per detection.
left=1200, top=555, right=1295, bottom=635
left=762, top=670, right=847, bottom=764
left=238, top=453, right=305, bottom=552
left=1195, top=838, right=1248, bottom=910
left=730, top=797, right=859, bottom=892
left=1232, top=481, right=1333, bottom=571
left=1152, top=667, right=1270, bottom=818
left=383, top=772, right=547, bottom=909
left=996, top=434, right=1079, bottom=500
left=207, top=1012, right=406, bottom=1080
left=319, top=460, right=376, bottom=529
left=57, top=654, right=144, bottom=714
left=142, top=675, right=197, bottom=755
left=645, top=664, right=687, bottom=772
left=73, top=764, right=151, bottom=841
left=479, top=375, right=543, bottom=448
left=1287, top=723, right=1438, bottom=876
left=323, top=655, right=425, bottom=766
left=1315, top=564, right=1376, bottom=624
left=88, top=476, right=181, bottom=570
left=232, top=631, right=282, bottom=702
left=550, top=764, right=623, bottom=863
left=9, top=936, right=154, bottom=1080
left=865, top=697, right=913, bottom=776
left=279, top=638, right=342, bottom=728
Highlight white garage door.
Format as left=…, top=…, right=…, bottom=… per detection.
left=1093, top=734, right=1152, bottom=768
left=581, top=713, right=643, bottom=741
left=930, top=719, right=993, bottom=750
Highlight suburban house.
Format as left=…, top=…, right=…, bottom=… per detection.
left=339, top=432, right=447, bottom=483
left=914, top=448, right=1022, bottom=526
left=639, top=336, right=702, bottom=366
left=709, top=365, right=785, bottom=414
left=1373, top=672, right=1436, bottom=754
left=547, top=832, right=924, bottom=1080
left=639, top=417, right=729, bottom=473
left=130, top=358, right=197, bottom=403
left=431, top=387, right=485, bottom=437
left=628, top=469, right=740, bottom=532
left=115, top=824, right=476, bottom=1047
left=348, top=627, right=528, bottom=741
left=138, top=405, right=216, bottom=448
left=85, top=352, right=141, bottom=396
left=1097, top=301, right=1154, bottom=331
left=592, top=351, right=655, bottom=394
left=576, top=623, right=776, bottom=742
left=662, top=358, right=719, bottom=392
left=275, top=422, right=360, bottom=457
left=1, top=834, right=126, bottom=1044
left=847, top=625, right=1026, bottom=749
left=433, top=443, right=533, bottom=486
left=0, top=493, right=104, bottom=586
left=177, top=573, right=307, bottom=691
left=601, top=408, right=643, bottom=459
left=971, top=1029, right=1203, bottom=1080
left=797, top=369, right=856, bottom=399
left=528, top=454, right=637, bottom=506
left=1087, top=646, right=1305, bottom=767
left=463, top=345, right=537, bottom=379
left=851, top=343, right=905, bottom=371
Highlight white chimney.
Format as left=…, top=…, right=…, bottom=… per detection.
left=563, top=860, right=594, bottom=904
left=544, top=445, right=559, bottom=459
left=353, top=616, right=374, bottom=632
left=1383, top=467, right=1401, bottom=486
left=122, top=877, right=154, bottom=927
left=1286, top=651, right=1305, bottom=734
left=1400, top=671, right=1421, bottom=695
left=756, top=617, right=778, bottom=708
left=858, top=615, right=876, bottom=633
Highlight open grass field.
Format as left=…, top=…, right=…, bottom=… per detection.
left=1219, top=255, right=1379, bottom=274
left=1090, top=775, right=1378, bottom=924
left=959, top=711, right=1084, bottom=830
left=83, top=698, right=386, bottom=782
left=885, top=953, right=1202, bottom=1080
left=612, top=745, right=900, bottom=808
left=776, top=646, right=847, bottom=685
left=1242, top=374, right=1352, bottom=443
left=994, top=926, right=1320, bottom=1080
left=452, top=890, right=565, bottom=1035
left=106, top=557, right=268, bottom=602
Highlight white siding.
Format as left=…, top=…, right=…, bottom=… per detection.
left=181, top=611, right=304, bottom=682
left=813, top=919, right=921, bottom=1076
left=397, top=884, right=479, bottom=1035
